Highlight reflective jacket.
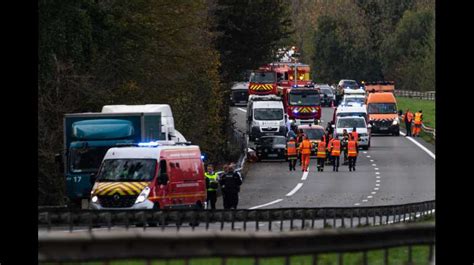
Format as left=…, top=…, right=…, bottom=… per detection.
left=316, top=141, right=326, bottom=158
left=300, top=139, right=312, bottom=155
left=287, top=140, right=297, bottom=156
left=329, top=139, right=341, bottom=156
left=414, top=112, right=423, bottom=125
left=205, top=172, right=219, bottom=191
left=347, top=140, right=358, bottom=157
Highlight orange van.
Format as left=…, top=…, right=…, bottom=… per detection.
left=366, top=92, right=400, bottom=136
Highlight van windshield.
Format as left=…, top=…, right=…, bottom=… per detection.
left=368, top=103, right=397, bottom=114
left=337, top=112, right=367, bottom=121
left=254, top=108, right=283, bottom=120
left=289, top=91, right=321, bottom=106
left=70, top=147, right=110, bottom=173
left=343, top=97, right=365, bottom=105
left=96, top=159, right=156, bottom=182
left=337, top=118, right=366, bottom=129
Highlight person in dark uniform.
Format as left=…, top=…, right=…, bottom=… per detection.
left=219, top=164, right=242, bottom=209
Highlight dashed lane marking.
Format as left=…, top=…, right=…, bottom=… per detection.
left=301, top=170, right=309, bottom=180
left=374, top=187, right=379, bottom=190
left=376, top=184, right=380, bottom=186
left=354, top=203, right=360, bottom=206
left=375, top=172, right=380, bottom=175
left=374, top=168, right=379, bottom=170
left=237, top=108, right=247, bottom=113
left=362, top=199, right=368, bottom=202
left=376, top=176, right=380, bottom=179
left=249, top=199, right=283, bottom=210
left=286, top=183, right=304, bottom=196
left=376, top=180, right=381, bottom=182
left=371, top=191, right=376, bottom=194
left=372, top=164, right=377, bottom=166
left=367, top=155, right=371, bottom=158
left=367, top=195, right=373, bottom=199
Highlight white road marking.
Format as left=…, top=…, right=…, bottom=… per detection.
left=371, top=192, right=376, bottom=194
left=301, top=170, right=309, bottom=180
left=363, top=151, right=367, bottom=154
left=376, top=180, right=381, bottom=182
left=354, top=203, right=360, bottom=206
left=400, top=131, right=435, bottom=159
left=372, top=164, right=377, bottom=166
left=286, top=183, right=304, bottom=196
left=374, top=168, right=379, bottom=170
left=362, top=199, right=368, bottom=202
left=370, top=160, right=374, bottom=162
left=366, top=156, right=371, bottom=158
left=376, top=176, right=380, bottom=179
left=367, top=195, right=373, bottom=198
left=375, top=172, right=380, bottom=175
left=374, top=187, right=379, bottom=190
left=248, top=199, right=283, bottom=209
left=376, top=184, right=380, bottom=186
left=237, top=108, right=247, bottom=113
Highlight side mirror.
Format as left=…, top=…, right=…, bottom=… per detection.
left=90, top=173, right=96, bottom=185
left=158, top=173, right=168, bottom=185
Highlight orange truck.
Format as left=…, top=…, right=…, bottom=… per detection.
left=364, top=81, right=395, bottom=93
left=366, top=92, right=400, bottom=136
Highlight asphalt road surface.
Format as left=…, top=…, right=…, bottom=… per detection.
left=229, top=106, right=435, bottom=209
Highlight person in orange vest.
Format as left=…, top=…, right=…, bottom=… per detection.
left=316, top=136, right=327, bottom=172
left=350, top=127, right=359, bottom=143
left=328, top=134, right=341, bottom=172
left=347, top=134, right=358, bottom=171
left=300, top=135, right=312, bottom=172
left=286, top=137, right=298, bottom=171
left=402, top=109, right=414, bottom=137
left=412, top=110, right=423, bottom=137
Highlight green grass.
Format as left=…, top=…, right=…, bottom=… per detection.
left=396, top=97, right=435, bottom=128
left=41, top=246, right=433, bottom=265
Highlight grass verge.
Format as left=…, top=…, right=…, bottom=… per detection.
left=396, top=97, right=435, bottom=128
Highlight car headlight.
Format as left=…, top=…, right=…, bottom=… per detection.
left=91, top=195, right=98, bottom=203
left=135, top=187, right=151, bottom=204
left=392, top=119, right=399, bottom=125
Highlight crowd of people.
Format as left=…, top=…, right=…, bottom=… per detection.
left=204, top=163, right=242, bottom=210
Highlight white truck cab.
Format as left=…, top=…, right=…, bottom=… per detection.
left=247, top=95, right=287, bottom=141
left=101, top=104, right=186, bottom=142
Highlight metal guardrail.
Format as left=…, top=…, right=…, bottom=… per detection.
left=39, top=222, right=435, bottom=263
left=394, top=90, right=435, bottom=101
left=38, top=200, right=435, bottom=232
left=421, top=123, right=436, bottom=139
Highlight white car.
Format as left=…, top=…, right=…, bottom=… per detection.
left=340, top=94, right=366, bottom=107
left=334, top=116, right=371, bottom=150
left=335, top=105, right=368, bottom=122
left=343, top=88, right=365, bottom=96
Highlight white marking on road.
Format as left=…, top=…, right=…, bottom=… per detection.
left=367, top=195, right=373, bottom=198
left=248, top=199, right=283, bottom=210
left=362, top=199, right=368, bottom=202
left=301, top=170, right=309, bottom=180
left=237, top=108, right=247, bottom=113
left=400, top=131, right=435, bottom=159
left=375, top=172, right=380, bottom=175
left=376, top=176, right=380, bottom=179
left=376, top=180, right=381, bottom=182
left=374, top=168, right=379, bottom=170
left=363, top=151, right=367, bottom=154
left=286, top=183, right=304, bottom=196
left=372, top=164, right=377, bottom=166
left=370, top=160, right=374, bottom=162
left=367, top=156, right=371, bottom=158
left=354, top=203, right=360, bottom=206
left=374, top=187, right=379, bottom=190
left=376, top=184, right=380, bottom=186
left=371, top=192, right=376, bottom=194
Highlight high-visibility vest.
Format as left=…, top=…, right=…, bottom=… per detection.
left=316, top=141, right=326, bottom=158
left=351, top=131, right=359, bottom=141
left=405, top=112, right=414, bottom=123
left=287, top=140, right=297, bottom=156
left=330, top=139, right=341, bottom=156
left=414, top=112, right=422, bottom=125
left=347, top=140, right=357, bottom=157
left=205, top=172, right=219, bottom=191
left=300, top=139, right=312, bottom=155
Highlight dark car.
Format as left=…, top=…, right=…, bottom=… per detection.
left=230, top=82, right=249, bottom=106
left=255, top=135, right=287, bottom=161
left=318, top=85, right=335, bottom=106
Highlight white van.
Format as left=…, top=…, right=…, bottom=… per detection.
left=334, top=116, right=371, bottom=150
left=340, top=94, right=366, bottom=107
left=247, top=95, right=287, bottom=141
left=335, top=105, right=368, bottom=123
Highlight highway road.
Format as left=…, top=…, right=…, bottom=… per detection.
left=230, top=106, right=435, bottom=209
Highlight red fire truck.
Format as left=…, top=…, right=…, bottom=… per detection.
left=248, top=66, right=277, bottom=95
left=280, top=84, right=322, bottom=125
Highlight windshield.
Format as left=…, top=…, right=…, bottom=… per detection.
left=343, top=98, right=365, bottom=105
left=254, top=108, right=283, bottom=120
left=70, top=147, right=110, bottom=173
left=260, top=137, right=286, bottom=145
left=337, top=118, right=366, bottom=128
left=250, top=72, right=276, bottom=84
left=368, top=103, right=397, bottom=114
left=301, top=128, right=325, bottom=140
left=321, top=88, right=333, bottom=95
left=289, top=91, right=321, bottom=106
left=342, top=81, right=358, bottom=89
left=337, top=112, right=367, bottom=121
left=96, top=159, right=156, bottom=182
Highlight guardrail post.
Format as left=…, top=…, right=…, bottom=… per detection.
left=372, top=208, right=376, bottom=225
left=290, top=209, right=294, bottom=230
left=311, top=210, right=316, bottom=229
left=256, top=210, right=259, bottom=231
left=268, top=210, right=272, bottom=231
left=323, top=209, right=327, bottom=228
left=231, top=210, right=235, bottom=231
left=333, top=210, right=336, bottom=228
left=350, top=209, right=353, bottom=228
left=280, top=210, right=284, bottom=231
left=205, top=210, right=210, bottom=230
left=244, top=211, right=247, bottom=231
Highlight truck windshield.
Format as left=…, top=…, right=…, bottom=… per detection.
left=250, top=72, right=276, bottom=84
left=96, top=159, right=156, bottom=182
left=337, top=112, right=367, bottom=121
left=368, top=103, right=397, bottom=114
left=337, top=118, right=366, bottom=128
left=289, top=91, right=321, bottom=106
left=302, top=128, right=325, bottom=140
left=254, top=108, right=283, bottom=120
left=70, top=147, right=110, bottom=173
left=342, top=81, right=358, bottom=89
